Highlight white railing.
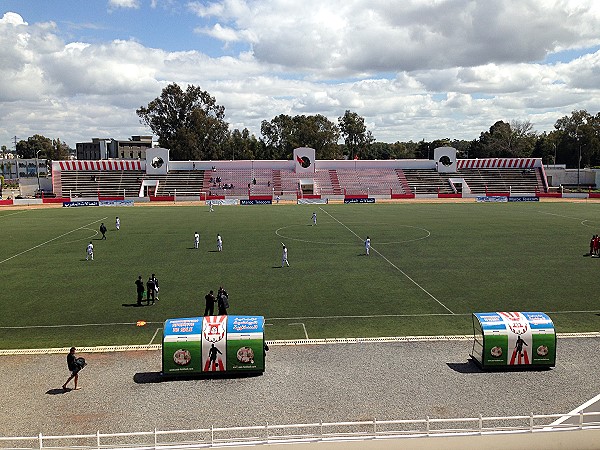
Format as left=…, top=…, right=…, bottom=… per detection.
left=2, top=412, right=600, bottom=449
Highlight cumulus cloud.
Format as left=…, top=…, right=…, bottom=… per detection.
left=0, top=3, right=599, bottom=147
left=108, top=0, right=140, bottom=9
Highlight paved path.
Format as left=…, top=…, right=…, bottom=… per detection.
left=1, top=338, right=599, bottom=439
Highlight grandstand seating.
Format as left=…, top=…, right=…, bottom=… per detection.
left=53, top=163, right=546, bottom=199
left=403, top=169, right=454, bottom=194
left=456, top=167, right=543, bottom=194
left=402, top=167, right=544, bottom=195
left=58, top=170, right=145, bottom=198
left=154, top=170, right=205, bottom=196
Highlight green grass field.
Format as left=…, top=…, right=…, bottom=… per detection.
left=1, top=201, right=600, bottom=349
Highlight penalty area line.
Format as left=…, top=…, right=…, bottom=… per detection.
left=318, top=207, right=455, bottom=315
left=0, top=217, right=109, bottom=265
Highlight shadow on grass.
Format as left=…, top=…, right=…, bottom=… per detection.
left=122, top=303, right=145, bottom=307
left=134, top=371, right=263, bottom=384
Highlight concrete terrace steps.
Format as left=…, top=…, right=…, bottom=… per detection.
left=328, top=169, right=343, bottom=195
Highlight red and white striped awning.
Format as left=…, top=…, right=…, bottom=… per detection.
left=457, top=158, right=538, bottom=169
left=57, top=160, right=144, bottom=171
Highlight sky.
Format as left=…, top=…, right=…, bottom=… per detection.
left=1, top=0, right=599, bottom=150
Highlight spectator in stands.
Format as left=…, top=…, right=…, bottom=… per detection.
left=253, top=178, right=257, bottom=185
left=135, top=275, right=144, bottom=306
left=100, top=223, right=107, bottom=240
left=365, top=236, right=371, bottom=256
left=204, top=290, right=216, bottom=316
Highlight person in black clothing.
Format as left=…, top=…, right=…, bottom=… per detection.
left=217, top=286, right=229, bottom=315
left=99, top=223, right=107, bottom=239
left=62, top=347, right=81, bottom=390
left=135, top=275, right=144, bottom=306
left=204, top=290, right=216, bottom=316
left=146, top=276, right=156, bottom=305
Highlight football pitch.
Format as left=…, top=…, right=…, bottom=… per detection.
left=1, top=201, right=600, bottom=350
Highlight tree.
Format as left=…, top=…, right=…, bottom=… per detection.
left=476, top=120, right=536, bottom=158
left=260, top=114, right=295, bottom=159
left=338, top=110, right=374, bottom=159
left=260, top=114, right=341, bottom=160
left=16, top=134, right=53, bottom=159
left=553, top=110, right=600, bottom=168
left=137, top=83, right=229, bottom=160
left=227, top=128, right=262, bottom=160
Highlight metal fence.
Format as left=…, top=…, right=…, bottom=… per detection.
left=2, top=411, right=600, bottom=449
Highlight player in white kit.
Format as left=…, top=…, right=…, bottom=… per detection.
left=365, top=236, right=371, bottom=256
left=86, top=241, right=94, bottom=260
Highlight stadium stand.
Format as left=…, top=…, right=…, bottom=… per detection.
left=49, top=154, right=548, bottom=200
left=59, top=170, right=144, bottom=198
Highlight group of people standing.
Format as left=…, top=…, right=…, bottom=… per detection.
left=135, top=273, right=159, bottom=306
left=590, top=235, right=600, bottom=257
left=204, top=286, right=230, bottom=316
left=194, top=231, right=223, bottom=252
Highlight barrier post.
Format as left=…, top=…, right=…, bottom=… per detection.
left=39, top=432, right=43, bottom=448
left=529, top=413, right=534, bottom=432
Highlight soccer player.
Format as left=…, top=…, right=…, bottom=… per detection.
left=281, top=243, right=289, bottom=267
left=86, top=241, right=94, bottom=261
left=209, top=201, right=214, bottom=212
left=217, top=234, right=222, bottom=252
left=365, top=236, right=371, bottom=256
left=312, top=212, right=317, bottom=226
left=115, top=216, right=120, bottom=231
left=194, top=231, right=200, bottom=249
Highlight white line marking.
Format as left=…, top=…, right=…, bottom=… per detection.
left=0, top=210, right=29, bottom=219
left=148, top=327, right=162, bottom=345
left=289, top=322, right=309, bottom=339
left=0, top=322, right=140, bottom=329
left=3, top=311, right=600, bottom=331
left=275, top=223, right=431, bottom=245
left=319, top=207, right=455, bottom=314
left=269, top=313, right=460, bottom=320
left=0, top=217, right=108, bottom=265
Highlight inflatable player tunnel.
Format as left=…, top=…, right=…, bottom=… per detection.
left=471, top=312, right=556, bottom=369
left=162, top=315, right=265, bottom=376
